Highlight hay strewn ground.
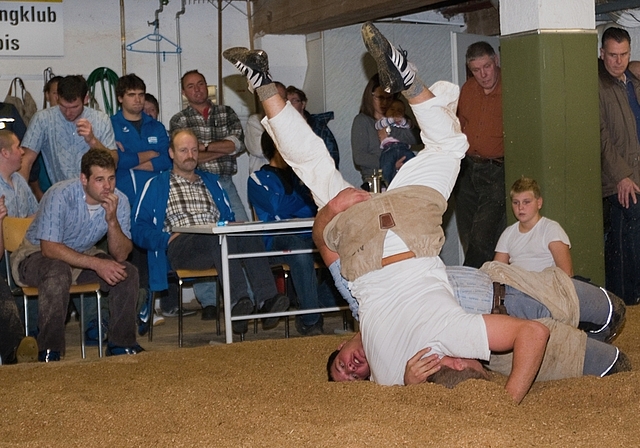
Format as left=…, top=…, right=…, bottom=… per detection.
left=1, top=307, right=639, bottom=447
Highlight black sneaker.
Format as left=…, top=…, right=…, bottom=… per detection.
left=105, top=343, right=145, bottom=356
left=231, top=297, right=254, bottom=334
left=295, top=315, right=324, bottom=336
left=223, top=47, right=272, bottom=93
left=259, top=294, right=290, bottom=330
left=201, top=305, right=217, bottom=321
left=361, top=21, right=416, bottom=94
left=38, top=349, right=61, bottom=363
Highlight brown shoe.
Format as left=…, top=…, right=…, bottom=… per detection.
left=16, top=336, right=38, bottom=363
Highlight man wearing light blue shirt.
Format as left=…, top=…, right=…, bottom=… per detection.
left=10, top=148, right=142, bottom=362
left=18, top=75, right=116, bottom=189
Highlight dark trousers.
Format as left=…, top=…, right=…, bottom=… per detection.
left=604, top=194, right=640, bottom=304
left=455, top=157, right=506, bottom=268
left=0, top=275, right=23, bottom=363
left=19, top=252, right=138, bottom=352
left=167, top=234, right=278, bottom=308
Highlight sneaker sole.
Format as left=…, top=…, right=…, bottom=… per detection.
left=223, top=47, right=269, bottom=72
left=361, top=22, right=406, bottom=94
left=231, top=299, right=254, bottom=334
left=262, top=296, right=290, bottom=330
left=16, top=336, right=38, bottom=363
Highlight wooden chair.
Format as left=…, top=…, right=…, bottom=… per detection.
left=148, top=268, right=221, bottom=347
left=2, top=216, right=104, bottom=358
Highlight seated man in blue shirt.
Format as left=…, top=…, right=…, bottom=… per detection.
left=248, top=132, right=336, bottom=335
left=132, top=129, right=290, bottom=335
left=10, top=148, right=143, bottom=361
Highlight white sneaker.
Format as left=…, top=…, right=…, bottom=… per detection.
left=153, top=313, right=165, bottom=327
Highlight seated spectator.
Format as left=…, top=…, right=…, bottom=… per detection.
left=10, top=148, right=143, bottom=361
left=248, top=132, right=337, bottom=335
left=132, top=129, right=290, bottom=334
left=0, top=130, right=39, bottom=333
left=494, top=177, right=573, bottom=276
left=374, top=98, right=416, bottom=184
left=111, top=74, right=172, bottom=332
left=286, top=85, right=340, bottom=168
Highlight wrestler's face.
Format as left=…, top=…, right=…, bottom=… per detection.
left=81, top=166, right=116, bottom=205
left=467, top=54, right=500, bottom=93
left=330, top=333, right=370, bottom=382
left=439, top=356, right=489, bottom=379
left=511, top=190, right=542, bottom=227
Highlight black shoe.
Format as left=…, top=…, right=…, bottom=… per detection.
left=361, top=21, right=416, bottom=94
left=231, top=297, right=254, bottom=334
left=38, top=349, right=61, bottom=363
left=201, top=305, right=217, bottom=321
left=223, top=47, right=272, bottom=93
left=606, top=290, right=626, bottom=343
left=105, top=343, right=145, bottom=356
left=295, top=315, right=324, bottom=336
left=85, top=318, right=108, bottom=346
left=260, top=294, right=290, bottom=330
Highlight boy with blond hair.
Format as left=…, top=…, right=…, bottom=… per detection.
left=494, top=177, right=573, bottom=276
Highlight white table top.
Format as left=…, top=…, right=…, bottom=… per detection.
left=173, top=218, right=315, bottom=235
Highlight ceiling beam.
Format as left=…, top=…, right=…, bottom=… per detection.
left=251, top=0, right=451, bottom=36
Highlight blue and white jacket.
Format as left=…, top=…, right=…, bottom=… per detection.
left=131, top=169, right=234, bottom=291
left=111, top=110, right=172, bottom=205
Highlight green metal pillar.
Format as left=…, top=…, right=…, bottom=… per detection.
left=501, top=31, right=604, bottom=283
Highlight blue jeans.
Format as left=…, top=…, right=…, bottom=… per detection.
left=379, top=142, right=415, bottom=185
left=271, top=235, right=335, bottom=326
left=455, top=157, right=506, bottom=268
left=604, top=194, right=640, bottom=304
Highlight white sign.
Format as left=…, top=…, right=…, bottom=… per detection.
left=0, top=0, right=64, bottom=57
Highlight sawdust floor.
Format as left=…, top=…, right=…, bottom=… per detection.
left=1, top=305, right=639, bottom=447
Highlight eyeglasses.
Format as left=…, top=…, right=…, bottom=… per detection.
left=372, top=94, right=394, bottom=102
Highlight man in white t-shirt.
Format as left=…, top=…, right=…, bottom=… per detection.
left=494, top=177, right=573, bottom=276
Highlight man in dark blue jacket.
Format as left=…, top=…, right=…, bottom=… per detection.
left=132, top=129, right=289, bottom=334
left=111, top=74, right=171, bottom=206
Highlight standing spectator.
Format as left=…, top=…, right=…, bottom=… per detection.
left=286, top=85, right=340, bottom=169
left=19, top=75, right=117, bottom=186
left=10, top=148, right=143, bottom=361
left=143, top=93, right=160, bottom=121
left=111, top=74, right=171, bottom=206
left=599, top=27, right=640, bottom=305
left=169, top=70, right=248, bottom=220
left=455, top=41, right=506, bottom=268
left=111, top=74, right=171, bottom=331
left=351, top=74, right=418, bottom=187
left=43, top=76, right=63, bottom=109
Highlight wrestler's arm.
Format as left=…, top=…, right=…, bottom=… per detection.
left=312, top=187, right=371, bottom=266
left=482, top=314, right=549, bottom=404
left=493, top=252, right=510, bottom=264
left=403, top=348, right=441, bottom=385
